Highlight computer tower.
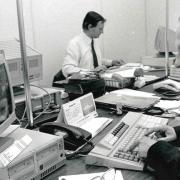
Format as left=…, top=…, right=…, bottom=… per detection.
left=0, top=39, right=42, bottom=87
left=0, top=127, right=66, bottom=180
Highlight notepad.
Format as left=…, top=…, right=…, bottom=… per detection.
left=62, top=93, right=113, bottom=137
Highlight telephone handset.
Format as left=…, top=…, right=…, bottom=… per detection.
left=39, top=122, right=92, bottom=151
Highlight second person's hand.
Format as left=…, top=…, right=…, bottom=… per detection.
left=128, top=136, right=157, bottom=158
left=145, top=125, right=177, bottom=142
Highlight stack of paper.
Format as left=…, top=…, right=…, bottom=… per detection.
left=95, top=89, right=160, bottom=110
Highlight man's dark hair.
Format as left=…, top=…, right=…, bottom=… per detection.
left=82, top=11, right=106, bottom=30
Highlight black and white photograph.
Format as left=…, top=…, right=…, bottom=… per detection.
left=1, top=1, right=180, bottom=180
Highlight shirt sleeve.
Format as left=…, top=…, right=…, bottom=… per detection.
left=62, top=41, right=81, bottom=77
left=146, top=141, right=180, bottom=180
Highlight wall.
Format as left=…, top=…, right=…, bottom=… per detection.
left=169, top=0, right=180, bottom=29
left=102, top=0, right=146, bottom=62
left=0, top=0, right=34, bottom=45
left=146, top=0, right=166, bottom=55
left=145, top=0, right=180, bottom=56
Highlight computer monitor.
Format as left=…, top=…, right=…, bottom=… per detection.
left=154, top=26, right=176, bottom=56
left=0, top=51, right=16, bottom=152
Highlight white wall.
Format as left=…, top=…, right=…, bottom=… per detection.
left=0, top=0, right=19, bottom=40
left=102, top=0, right=146, bottom=62
left=146, top=0, right=166, bottom=55
left=169, top=0, right=180, bottom=30
left=0, top=0, right=34, bottom=45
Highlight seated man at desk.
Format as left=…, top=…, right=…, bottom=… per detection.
left=129, top=125, right=180, bottom=180
left=62, top=11, right=125, bottom=78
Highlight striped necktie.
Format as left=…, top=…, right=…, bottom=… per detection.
left=91, top=39, right=98, bottom=68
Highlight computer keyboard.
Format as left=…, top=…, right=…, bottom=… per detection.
left=85, top=112, right=168, bottom=171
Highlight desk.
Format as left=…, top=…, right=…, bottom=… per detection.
left=43, top=109, right=155, bottom=180
left=45, top=71, right=168, bottom=180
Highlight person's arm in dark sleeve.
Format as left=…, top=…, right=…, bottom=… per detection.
left=174, top=126, right=180, bottom=141
left=146, top=141, right=180, bottom=180
left=169, top=126, right=180, bottom=146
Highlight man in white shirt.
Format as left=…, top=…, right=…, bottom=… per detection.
left=62, top=11, right=124, bottom=78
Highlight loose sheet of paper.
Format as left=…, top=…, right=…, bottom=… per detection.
left=59, top=170, right=124, bottom=180
left=155, top=100, right=180, bottom=110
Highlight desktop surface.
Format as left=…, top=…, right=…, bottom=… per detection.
left=43, top=108, right=155, bottom=180
left=44, top=157, right=155, bottom=180
left=43, top=71, right=168, bottom=180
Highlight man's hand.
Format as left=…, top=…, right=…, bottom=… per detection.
left=94, top=65, right=107, bottom=73
left=145, top=125, right=177, bottom=142
left=70, top=71, right=87, bottom=79
left=128, top=136, right=157, bottom=158
left=112, top=59, right=125, bottom=66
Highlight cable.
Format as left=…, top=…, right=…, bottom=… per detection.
left=18, top=84, right=53, bottom=128
left=30, top=84, right=52, bottom=120
left=144, top=106, right=164, bottom=116
left=15, top=105, right=27, bottom=127
left=15, top=117, right=21, bottom=125
left=65, top=139, right=94, bottom=160
left=39, top=109, right=60, bottom=114
left=21, top=106, right=27, bottom=121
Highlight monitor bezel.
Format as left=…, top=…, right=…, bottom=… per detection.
left=0, top=51, right=16, bottom=135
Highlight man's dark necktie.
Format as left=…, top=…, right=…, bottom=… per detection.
left=91, top=39, right=98, bottom=68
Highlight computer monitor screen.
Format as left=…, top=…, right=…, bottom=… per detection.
left=0, top=51, right=16, bottom=149
left=154, top=26, right=176, bottom=56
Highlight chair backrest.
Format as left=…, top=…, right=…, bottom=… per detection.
left=53, top=69, right=66, bottom=82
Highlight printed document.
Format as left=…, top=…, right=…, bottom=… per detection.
left=62, top=93, right=112, bottom=137
left=59, top=170, right=124, bottom=180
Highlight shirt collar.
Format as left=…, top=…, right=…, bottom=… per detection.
left=81, top=31, right=92, bottom=45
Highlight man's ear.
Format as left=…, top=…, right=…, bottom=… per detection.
left=87, top=24, right=93, bottom=30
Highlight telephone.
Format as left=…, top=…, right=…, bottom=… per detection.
left=39, top=122, right=92, bottom=151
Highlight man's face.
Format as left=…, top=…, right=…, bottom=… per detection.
left=89, top=21, right=104, bottom=38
